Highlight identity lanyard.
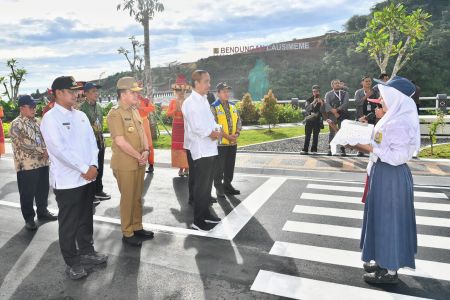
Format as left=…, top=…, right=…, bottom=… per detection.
left=23, top=118, right=42, bottom=146
left=364, top=90, right=372, bottom=111
left=333, top=90, right=341, bottom=102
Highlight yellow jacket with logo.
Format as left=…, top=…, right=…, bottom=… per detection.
left=211, top=100, right=239, bottom=145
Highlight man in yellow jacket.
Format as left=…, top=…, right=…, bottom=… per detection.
left=211, top=83, right=242, bottom=199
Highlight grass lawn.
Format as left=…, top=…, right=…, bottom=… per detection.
left=105, top=125, right=328, bottom=149
left=419, top=144, right=450, bottom=159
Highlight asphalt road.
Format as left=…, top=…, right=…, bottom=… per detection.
left=0, top=156, right=449, bottom=299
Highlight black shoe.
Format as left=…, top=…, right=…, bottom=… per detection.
left=146, top=164, right=154, bottom=174
left=224, top=186, right=240, bottom=195
left=25, top=219, right=38, bottom=231
left=217, top=194, right=226, bottom=200
left=363, top=268, right=399, bottom=284
left=210, top=196, right=218, bottom=203
left=65, top=265, right=88, bottom=280
left=357, top=152, right=366, bottom=157
left=93, top=198, right=101, bottom=206
left=95, top=191, right=111, bottom=200
left=327, top=151, right=332, bottom=156
left=134, top=229, right=154, bottom=240
left=80, top=251, right=108, bottom=265
left=191, top=221, right=216, bottom=232
left=37, top=210, right=58, bottom=221
left=205, top=215, right=221, bottom=224
left=363, top=262, right=381, bottom=273
left=300, top=150, right=308, bottom=155
left=122, top=235, right=142, bottom=247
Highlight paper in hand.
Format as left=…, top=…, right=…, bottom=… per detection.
left=330, top=120, right=374, bottom=155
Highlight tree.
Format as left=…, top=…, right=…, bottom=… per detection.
left=428, top=111, right=445, bottom=155
left=356, top=3, right=432, bottom=77
left=239, top=93, right=259, bottom=125
left=117, top=0, right=164, bottom=98
left=118, top=35, right=144, bottom=80
left=260, top=90, right=279, bottom=130
left=0, top=59, right=27, bottom=103
left=345, top=15, right=369, bottom=32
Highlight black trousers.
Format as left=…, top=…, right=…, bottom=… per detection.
left=192, top=155, right=216, bottom=224
left=214, top=145, right=237, bottom=193
left=17, top=166, right=49, bottom=222
left=54, top=182, right=95, bottom=266
left=95, top=146, right=105, bottom=194
left=187, top=150, right=195, bottom=203
left=303, top=122, right=320, bottom=152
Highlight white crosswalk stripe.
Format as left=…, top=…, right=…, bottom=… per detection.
left=270, top=241, right=450, bottom=282
left=251, top=270, right=430, bottom=300
left=282, top=220, right=450, bottom=250
left=306, top=183, right=449, bottom=199
left=300, top=192, right=450, bottom=212
left=251, top=183, right=450, bottom=299
left=293, top=205, right=450, bottom=228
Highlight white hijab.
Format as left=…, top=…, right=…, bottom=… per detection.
left=367, top=85, right=420, bottom=174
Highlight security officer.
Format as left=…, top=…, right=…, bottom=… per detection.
left=211, top=83, right=242, bottom=199
left=107, top=77, right=154, bottom=247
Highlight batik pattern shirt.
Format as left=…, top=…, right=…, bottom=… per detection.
left=9, top=116, right=49, bottom=171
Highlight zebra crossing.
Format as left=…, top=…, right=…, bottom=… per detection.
left=250, top=181, right=450, bottom=299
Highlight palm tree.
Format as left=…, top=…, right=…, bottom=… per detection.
left=117, top=0, right=164, bottom=98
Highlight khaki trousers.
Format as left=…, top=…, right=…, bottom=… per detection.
left=113, top=167, right=145, bottom=237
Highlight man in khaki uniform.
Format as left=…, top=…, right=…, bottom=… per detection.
left=107, top=77, right=154, bottom=247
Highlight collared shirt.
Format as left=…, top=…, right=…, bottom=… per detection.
left=40, top=103, right=99, bottom=189
left=324, top=89, right=349, bottom=113
left=9, top=115, right=49, bottom=172
left=354, top=88, right=379, bottom=119
left=182, top=90, right=218, bottom=160
left=79, top=100, right=104, bottom=148
left=372, top=119, right=416, bottom=167
left=107, top=101, right=146, bottom=171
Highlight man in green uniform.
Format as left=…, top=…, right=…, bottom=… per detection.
left=79, top=82, right=111, bottom=204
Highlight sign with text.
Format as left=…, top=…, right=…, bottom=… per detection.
left=213, top=41, right=314, bottom=56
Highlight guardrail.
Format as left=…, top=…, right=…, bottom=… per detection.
left=278, top=97, right=449, bottom=112
left=100, top=93, right=448, bottom=114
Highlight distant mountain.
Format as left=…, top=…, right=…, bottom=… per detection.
left=98, top=0, right=450, bottom=100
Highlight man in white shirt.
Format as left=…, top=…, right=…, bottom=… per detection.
left=40, top=76, right=108, bottom=280
left=182, top=70, right=222, bottom=232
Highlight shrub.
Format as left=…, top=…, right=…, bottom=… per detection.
left=102, top=102, right=114, bottom=117
left=239, top=93, right=259, bottom=125
left=0, top=100, right=19, bottom=122
left=276, top=104, right=303, bottom=123
left=259, top=90, right=279, bottom=130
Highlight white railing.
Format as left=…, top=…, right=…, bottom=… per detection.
left=279, top=97, right=448, bottom=112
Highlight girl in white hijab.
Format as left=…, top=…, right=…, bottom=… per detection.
left=352, top=76, right=420, bottom=284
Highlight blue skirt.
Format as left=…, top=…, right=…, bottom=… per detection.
left=360, top=160, right=417, bottom=270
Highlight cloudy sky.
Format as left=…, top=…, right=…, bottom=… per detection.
left=0, top=0, right=380, bottom=94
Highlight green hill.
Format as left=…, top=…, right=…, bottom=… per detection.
left=100, top=0, right=450, bottom=100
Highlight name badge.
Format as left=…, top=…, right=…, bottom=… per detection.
left=62, top=122, right=70, bottom=129
left=374, top=131, right=383, bottom=144
left=367, top=104, right=372, bottom=111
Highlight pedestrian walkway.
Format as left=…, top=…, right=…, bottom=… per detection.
left=250, top=182, right=450, bottom=299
